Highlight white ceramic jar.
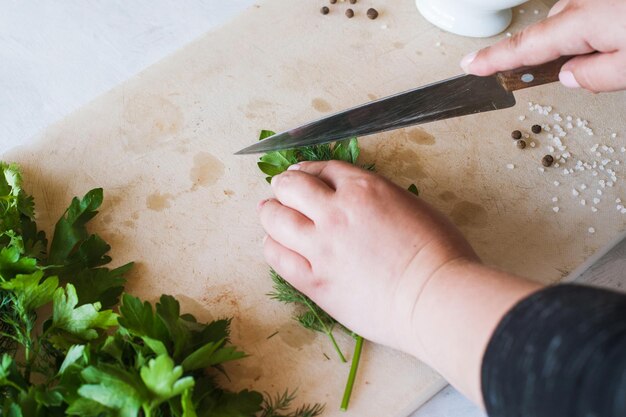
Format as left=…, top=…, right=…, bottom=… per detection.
left=416, top=0, right=528, bottom=38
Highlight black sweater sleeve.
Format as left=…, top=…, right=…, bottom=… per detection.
left=481, top=284, right=626, bottom=417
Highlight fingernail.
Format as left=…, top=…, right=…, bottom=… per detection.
left=287, top=164, right=301, bottom=171
left=559, top=71, right=581, bottom=88
left=460, top=50, right=478, bottom=73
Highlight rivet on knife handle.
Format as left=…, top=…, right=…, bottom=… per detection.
left=496, top=56, right=572, bottom=92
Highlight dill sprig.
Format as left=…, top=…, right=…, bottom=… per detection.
left=268, top=270, right=346, bottom=362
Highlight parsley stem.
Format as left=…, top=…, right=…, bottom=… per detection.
left=340, top=335, right=363, bottom=411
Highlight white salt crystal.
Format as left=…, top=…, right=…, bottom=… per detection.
left=581, top=199, right=587, bottom=206
left=588, top=227, right=595, bottom=234
left=554, top=181, right=560, bottom=186
left=552, top=197, right=558, bottom=202
left=593, top=197, right=600, bottom=204
left=506, top=164, right=515, bottom=170
left=572, top=189, right=579, bottom=196
left=553, top=206, right=560, bottom=213
left=591, top=207, right=598, bottom=213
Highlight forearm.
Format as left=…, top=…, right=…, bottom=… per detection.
left=407, top=259, right=542, bottom=406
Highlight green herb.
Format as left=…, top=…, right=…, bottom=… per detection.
left=0, top=162, right=321, bottom=417
left=257, top=131, right=419, bottom=411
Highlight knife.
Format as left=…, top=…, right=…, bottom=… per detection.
left=235, top=57, right=570, bottom=155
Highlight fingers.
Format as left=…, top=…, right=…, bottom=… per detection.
left=290, top=160, right=362, bottom=188
left=461, top=8, right=592, bottom=76
left=270, top=168, right=334, bottom=220
left=258, top=198, right=314, bottom=254
left=561, top=52, right=626, bottom=93
left=263, top=235, right=314, bottom=289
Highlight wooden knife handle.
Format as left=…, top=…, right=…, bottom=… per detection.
left=496, top=56, right=572, bottom=92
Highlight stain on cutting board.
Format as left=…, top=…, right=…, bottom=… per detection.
left=146, top=192, right=174, bottom=211
left=277, top=321, right=317, bottom=349
left=450, top=201, right=488, bottom=228
left=312, top=98, right=332, bottom=113
left=190, top=152, right=225, bottom=189
left=406, top=127, right=436, bottom=146
left=121, top=94, right=183, bottom=152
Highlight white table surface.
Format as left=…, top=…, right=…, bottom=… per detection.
left=3, top=3, right=618, bottom=417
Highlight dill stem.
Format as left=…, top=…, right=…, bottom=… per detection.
left=302, top=298, right=346, bottom=363
left=327, top=331, right=347, bottom=363
left=340, top=335, right=363, bottom=411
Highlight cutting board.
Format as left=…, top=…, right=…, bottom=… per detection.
left=4, top=0, right=626, bottom=415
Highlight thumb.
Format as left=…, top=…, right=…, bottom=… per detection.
left=560, top=52, right=626, bottom=93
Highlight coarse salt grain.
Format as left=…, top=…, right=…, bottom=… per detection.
left=530, top=141, right=536, bottom=148
left=534, top=9, right=539, bottom=14
left=518, top=115, right=526, bottom=121
left=597, top=189, right=603, bottom=196
left=622, top=208, right=626, bottom=214
left=593, top=197, right=600, bottom=204
left=612, top=133, right=618, bottom=138
left=552, top=197, right=558, bottom=202
left=554, top=181, right=560, bottom=186
left=581, top=199, right=587, bottom=206
left=592, top=207, right=598, bottom=212
left=616, top=198, right=622, bottom=203
left=581, top=184, right=587, bottom=190
left=553, top=207, right=560, bottom=213
left=506, top=32, right=512, bottom=37
left=507, top=164, right=515, bottom=170
left=617, top=205, right=624, bottom=211
left=554, top=163, right=560, bottom=168
left=588, top=227, right=595, bottom=234
left=538, top=167, right=545, bottom=173
left=572, top=189, right=579, bottom=196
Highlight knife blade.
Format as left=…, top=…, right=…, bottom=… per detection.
left=235, top=57, right=569, bottom=155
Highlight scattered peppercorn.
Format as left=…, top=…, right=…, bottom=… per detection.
left=531, top=124, right=542, bottom=134
left=330, top=0, right=337, bottom=3
left=345, top=8, right=354, bottom=18
left=511, top=130, right=522, bottom=140
left=349, top=0, right=357, bottom=3
left=542, top=155, right=554, bottom=167
left=367, top=8, right=379, bottom=19
left=321, top=6, right=330, bottom=14
left=517, top=140, right=527, bottom=149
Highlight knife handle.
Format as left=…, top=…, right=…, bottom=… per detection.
left=496, top=56, right=572, bottom=92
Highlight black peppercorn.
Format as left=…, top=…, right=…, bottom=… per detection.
left=330, top=0, right=337, bottom=3
left=511, top=130, right=522, bottom=140
left=349, top=0, right=357, bottom=3
left=531, top=124, right=542, bottom=134
left=345, top=8, right=354, bottom=18
left=321, top=6, right=330, bottom=14
left=517, top=140, right=527, bottom=149
left=367, top=8, right=379, bottom=19
left=542, top=155, right=554, bottom=167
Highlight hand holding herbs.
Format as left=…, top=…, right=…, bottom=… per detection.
left=256, top=133, right=418, bottom=410
left=0, top=162, right=321, bottom=417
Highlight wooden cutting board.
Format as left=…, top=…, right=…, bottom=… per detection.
left=4, top=0, right=625, bottom=415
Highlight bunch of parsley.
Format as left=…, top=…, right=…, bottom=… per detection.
left=257, top=130, right=418, bottom=411
left=0, top=162, right=322, bottom=417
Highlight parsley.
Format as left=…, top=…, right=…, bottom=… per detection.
left=257, top=131, right=418, bottom=411
left=0, top=162, right=321, bottom=417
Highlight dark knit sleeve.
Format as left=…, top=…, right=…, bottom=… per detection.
left=481, top=284, right=626, bottom=417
